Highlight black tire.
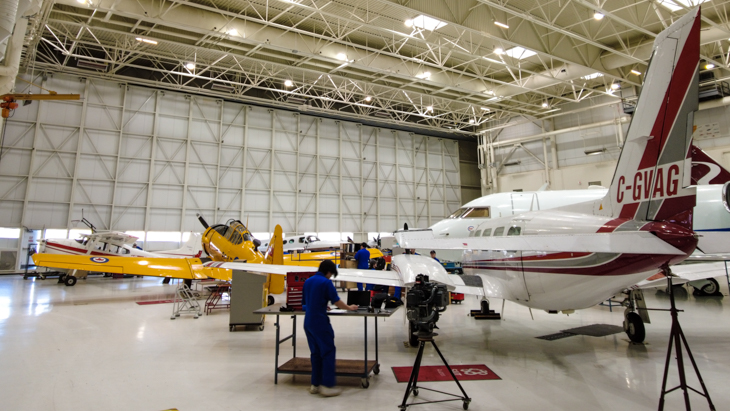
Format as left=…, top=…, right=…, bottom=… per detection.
left=700, top=278, right=720, bottom=296
left=463, top=401, right=469, bottom=410
left=373, top=364, right=380, bottom=375
left=413, top=389, right=419, bottom=396
left=624, top=312, right=645, bottom=343
left=480, top=299, right=490, bottom=313
left=361, top=378, right=369, bottom=388
left=409, top=322, right=419, bottom=347
left=267, top=295, right=275, bottom=306
left=64, top=276, right=77, bottom=286
left=259, top=325, right=265, bottom=331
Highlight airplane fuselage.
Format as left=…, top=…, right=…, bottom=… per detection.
left=461, top=209, right=697, bottom=311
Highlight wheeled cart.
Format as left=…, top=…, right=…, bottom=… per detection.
left=229, top=271, right=268, bottom=331
left=253, top=305, right=398, bottom=388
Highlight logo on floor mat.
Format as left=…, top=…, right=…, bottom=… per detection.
left=90, top=257, right=109, bottom=263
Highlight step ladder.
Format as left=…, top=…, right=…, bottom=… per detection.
left=171, top=283, right=202, bottom=319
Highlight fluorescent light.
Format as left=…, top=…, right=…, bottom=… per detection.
left=584, top=148, right=606, bottom=156
left=593, top=12, right=604, bottom=20
left=581, top=72, right=603, bottom=80
left=611, top=83, right=620, bottom=90
left=630, top=70, right=642, bottom=75
left=0, top=228, right=20, bottom=239
left=409, top=15, right=447, bottom=31
left=365, top=96, right=372, bottom=102
left=504, top=46, right=536, bottom=60
left=480, top=107, right=490, bottom=111
left=426, top=106, right=433, bottom=112
left=494, top=21, right=509, bottom=29
left=284, top=80, right=293, bottom=87
left=135, top=37, right=157, bottom=45
left=484, top=90, right=495, bottom=95
left=494, top=47, right=504, bottom=55
left=469, top=119, right=475, bottom=124
left=658, top=0, right=710, bottom=12
left=185, top=62, right=196, bottom=70
left=416, top=71, right=431, bottom=79
left=705, top=63, right=715, bottom=70
left=336, top=53, right=348, bottom=61
left=542, top=102, right=548, bottom=108
left=227, top=28, right=239, bottom=36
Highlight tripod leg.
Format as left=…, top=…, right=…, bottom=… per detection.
left=672, top=318, right=692, bottom=410
left=400, top=340, right=425, bottom=409
left=677, top=327, right=716, bottom=411
left=658, top=328, right=675, bottom=411
left=431, top=340, right=470, bottom=399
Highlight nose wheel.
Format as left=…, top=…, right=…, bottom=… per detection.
left=624, top=312, right=645, bottom=343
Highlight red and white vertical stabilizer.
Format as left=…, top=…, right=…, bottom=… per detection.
left=597, top=8, right=700, bottom=228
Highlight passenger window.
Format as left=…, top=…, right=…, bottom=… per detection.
left=507, top=226, right=521, bottom=236
left=474, top=229, right=482, bottom=237
left=482, top=228, right=492, bottom=237
left=493, top=227, right=504, bottom=236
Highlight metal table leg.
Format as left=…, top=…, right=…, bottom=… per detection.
left=274, top=314, right=280, bottom=384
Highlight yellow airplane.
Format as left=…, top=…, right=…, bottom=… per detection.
left=31, top=215, right=382, bottom=299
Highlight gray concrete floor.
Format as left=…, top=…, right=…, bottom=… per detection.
left=1, top=274, right=728, bottom=411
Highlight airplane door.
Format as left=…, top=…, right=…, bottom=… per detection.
left=510, top=192, right=538, bottom=215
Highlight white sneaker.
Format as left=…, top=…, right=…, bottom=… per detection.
left=319, top=386, right=342, bottom=397
left=309, top=385, right=320, bottom=394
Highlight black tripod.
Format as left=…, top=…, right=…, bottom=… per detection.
left=399, top=332, right=471, bottom=410
left=657, top=273, right=715, bottom=411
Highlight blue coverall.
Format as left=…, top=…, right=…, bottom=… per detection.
left=354, top=248, right=372, bottom=291
left=303, top=272, right=340, bottom=388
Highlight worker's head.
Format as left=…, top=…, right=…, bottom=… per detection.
left=430, top=250, right=436, bottom=256
left=318, top=259, right=338, bottom=278
left=361, top=242, right=368, bottom=249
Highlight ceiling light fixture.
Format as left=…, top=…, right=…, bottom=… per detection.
left=365, top=96, right=372, bottom=102
left=581, top=72, right=603, bottom=80
left=336, top=52, right=348, bottom=61
left=227, top=28, right=239, bottom=36
left=706, top=63, right=715, bottom=69
left=185, top=62, right=196, bottom=70
left=611, top=83, right=620, bottom=90
left=135, top=37, right=158, bottom=45
left=584, top=148, right=606, bottom=156
left=494, top=47, right=504, bottom=55
left=593, top=11, right=604, bottom=20
left=416, top=71, right=431, bottom=79
left=426, top=106, right=433, bottom=112
left=494, top=21, right=509, bottom=29
left=284, top=80, right=293, bottom=87
left=480, top=107, right=490, bottom=111
left=542, top=101, right=548, bottom=108
left=630, top=69, right=642, bottom=76
left=409, top=15, right=447, bottom=31
left=504, top=46, right=537, bottom=60
left=405, top=19, right=413, bottom=27
left=469, top=119, right=475, bottom=124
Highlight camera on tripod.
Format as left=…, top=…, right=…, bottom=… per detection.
left=406, top=274, right=449, bottom=335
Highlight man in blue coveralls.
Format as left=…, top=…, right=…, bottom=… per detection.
left=354, top=242, right=372, bottom=291
left=303, top=260, right=358, bottom=397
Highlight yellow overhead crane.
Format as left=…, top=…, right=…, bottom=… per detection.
left=1, top=78, right=80, bottom=118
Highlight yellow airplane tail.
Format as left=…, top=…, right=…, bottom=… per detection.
left=265, top=224, right=285, bottom=294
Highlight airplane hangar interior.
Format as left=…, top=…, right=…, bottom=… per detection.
left=1, top=0, right=730, bottom=410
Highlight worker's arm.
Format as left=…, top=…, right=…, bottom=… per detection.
left=333, top=299, right=359, bottom=311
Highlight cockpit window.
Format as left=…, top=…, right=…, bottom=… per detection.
left=448, top=208, right=468, bottom=219
left=507, top=226, right=521, bottom=236
left=462, top=207, right=490, bottom=218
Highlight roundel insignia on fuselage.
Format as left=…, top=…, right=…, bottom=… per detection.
left=90, top=257, right=109, bottom=263
left=467, top=226, right=475, bottom=231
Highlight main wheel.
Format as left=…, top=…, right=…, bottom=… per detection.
left=64, top=276, right=77, bottom=286
left=624, top=312, right=645, bottom=343
left=267, top=295, right=275, bottom=306
left=700, top=278, right=720, bottom=296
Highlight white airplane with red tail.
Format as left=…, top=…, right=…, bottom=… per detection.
left=202, top=8, right=704, bottom=345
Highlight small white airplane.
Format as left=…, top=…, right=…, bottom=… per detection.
left=202, top=8, right=706, bottom=345
left=257, top=234, right=341, bottom=254
left=37, top=230, right=203, bottom=285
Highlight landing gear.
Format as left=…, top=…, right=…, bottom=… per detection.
left=624, top=312, right=645, bottom=343
left=267, top=295, right=275, bottom=306
left=691, top=278, right=721, bottom=296
left=64, top=275, right=77, bottom=287
left=621, top=289, right=648, bottom=343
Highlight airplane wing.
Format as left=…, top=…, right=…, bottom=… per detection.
left=31, top=253, right=230, bottom=281
left=205, top=261, right=404, bottom=288
left=394, top=229, right=685, bottom=255
left=634, top=261, right=730, bottom=289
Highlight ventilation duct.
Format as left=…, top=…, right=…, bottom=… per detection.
left=76, top=59, right=108, bottom=71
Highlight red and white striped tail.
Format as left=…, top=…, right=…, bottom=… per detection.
left=597, top=8, right=700, bottom=229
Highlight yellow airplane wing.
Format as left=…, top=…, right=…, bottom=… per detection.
left=31, top=253, right=231, bottom=281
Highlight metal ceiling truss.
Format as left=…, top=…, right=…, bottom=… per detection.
left=19, top=0, right=730, bottom=137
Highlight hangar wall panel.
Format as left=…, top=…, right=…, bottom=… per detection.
left=0, top=73, right=462, bottom=238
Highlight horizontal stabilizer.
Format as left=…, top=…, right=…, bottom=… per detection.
left=394, top=229, right=685, bottom=255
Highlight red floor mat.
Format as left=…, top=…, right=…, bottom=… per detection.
left=391, top=364, right=500, bottom=382
left=136, top=299, right=175, bottom=305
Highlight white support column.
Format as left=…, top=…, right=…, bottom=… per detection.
left=394, top=131, right=400, bottom=228
left=268, top=109, right=275, bottom=232
left=143, top=91, right=161, bottom=232
left=179, top=95, right=193, bottom=232
left=412, top=134, right=417, bottom=226
left=440, top=139, right=447, bottom=220
left=240, top=106, right=249, bottom=222
left=315, top=118, right=320, bottom=233
left=337, top=121, right=343, bottom=234
left=66, top=78, right=90, bottom=229
left=359, top=124, right=364, bottom=238
left=214, top=100, right=223, bottom=223
left=375, top=128, right=380, bottom=233
left=425, top=137, right=431, bottom=226
left=109, top=84, right=128, bottom=230
left=20, top=75, right=46, bottom=231
left=295, top=113, right=300, bottom=234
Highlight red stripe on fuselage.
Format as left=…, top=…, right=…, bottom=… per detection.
left=637, top=17, right=700, bottom=171
left=475, top=252, right=592, bottom=263
left=618, top=202, right=639, bottom=219
left=596, top=218, right=627, bottom=233
left=45, top=242, right=119, bottom=256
